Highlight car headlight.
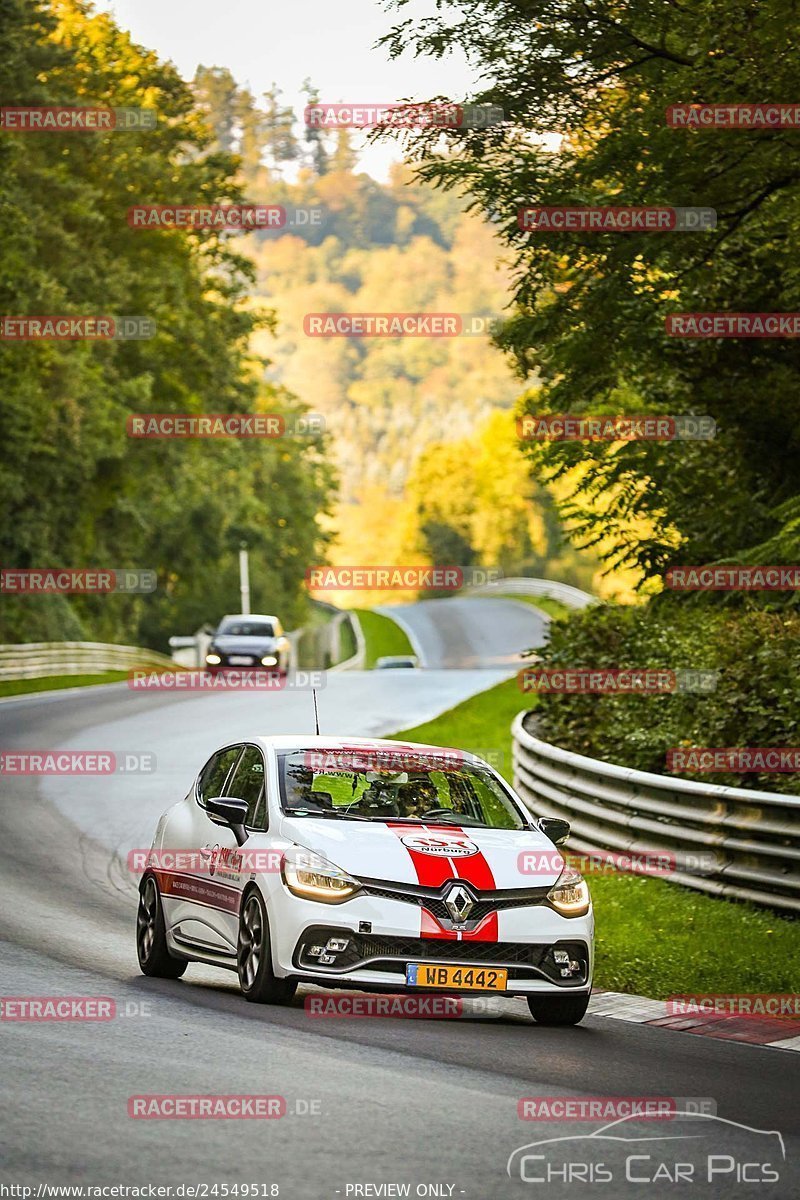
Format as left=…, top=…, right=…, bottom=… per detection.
left=261, top=654, right=277, bottom=666
left=281, top=847, right=361, bottom=903
left=547, top=866, right=590, bottom=917
left=205, top=653, right=221, bottom=665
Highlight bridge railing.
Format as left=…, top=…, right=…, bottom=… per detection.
left=466, top=576, right=596, bottom=609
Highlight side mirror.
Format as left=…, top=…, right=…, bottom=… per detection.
left=539, top=816, right=570, bottom=846
left=206, top=796, right=249, bottom=846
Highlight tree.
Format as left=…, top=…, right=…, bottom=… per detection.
left=301, top=79, right=330, bottom=176
left=0, top=0, right=334, bottom=646
left=193, top=65, right=239, bottom=153
left=378, top=0, right=800, bottom=594
left=405, top=411, right=601, bottom=588
left=261, top=84, right=299, bottom=172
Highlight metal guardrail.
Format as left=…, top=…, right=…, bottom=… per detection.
left=329, top=612, right=366, bottom=671
left=467, top=576, right=595, bottom=609
left=1, top=611, right=363, bottom=684
left=512, top=711, right=800, bottom=913
left=0, top=641, right=176, bottom=681
left=291, top=610, right=363, bottom=671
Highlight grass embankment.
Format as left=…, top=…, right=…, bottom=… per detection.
left=488, top=593, right=571, bottom=622
left=353, top=608, right=415, bottom=669
left=0, top=671, right=129, bottom=698
left=389, top=678, right=798, bottom=999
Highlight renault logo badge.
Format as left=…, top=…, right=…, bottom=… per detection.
left=444, top=883, right=474, bottom=924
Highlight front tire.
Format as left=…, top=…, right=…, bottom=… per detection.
left=237, top=890, right=297, bottom=1004
left=136, top=875, right=187, bottom=979
left=527, top=990, right=591, bottom=1026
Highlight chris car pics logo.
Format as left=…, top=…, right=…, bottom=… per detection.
left=507, top=1111, right=785, bottom=1186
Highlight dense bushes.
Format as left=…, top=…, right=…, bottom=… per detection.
left=533, top=600, right=800, bottom=794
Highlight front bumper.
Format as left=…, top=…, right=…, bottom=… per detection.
left=206, top=658, right=280, bottom=670
left=266, top=882, right=594, bottom=995
left=294, top=925, right=590, bottom=991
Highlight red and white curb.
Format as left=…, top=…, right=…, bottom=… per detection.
left=589, top=990, right=800, bottom=1052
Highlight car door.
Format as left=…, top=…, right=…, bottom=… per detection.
left=207, top=744, right=270, bottom=947
left=161, top=743, right=244, bottom=960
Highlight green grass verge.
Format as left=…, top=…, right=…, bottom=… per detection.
left=0, top=671, right=129, bottom=698
left=392, top=676, right=523, bottom=765
left=390, top=678, right=799, bottom=999
left=489, top=593, right=571, bottom=622
left=353, top=609, right=415, bottom=669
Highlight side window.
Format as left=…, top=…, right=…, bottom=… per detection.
left=225, top=745, right=267, bottom=829
left=197, top=746, right=242, bottom=806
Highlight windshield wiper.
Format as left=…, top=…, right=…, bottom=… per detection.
left=428, top=817, right=489, bottom=828
left=326, top=813, right=491, bottom=828
left=285, top=808, right=372, bottom=821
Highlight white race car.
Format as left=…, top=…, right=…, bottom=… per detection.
left=136, top=737, right=594, bottom=1024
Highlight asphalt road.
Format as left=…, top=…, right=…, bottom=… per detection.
left=377, top=596, right=548, bottom=668
left=0, top=597, right=797, bottom=1198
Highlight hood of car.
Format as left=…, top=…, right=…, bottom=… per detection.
left=212, top=635, right=279, bottom=653
left=279, top=816, right=566, bottom=889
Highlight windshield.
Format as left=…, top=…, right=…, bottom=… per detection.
left=278, top=748, right=528, bottom=829
left=217, top=619, right=275, bottom=637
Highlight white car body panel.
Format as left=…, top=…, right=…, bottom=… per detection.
left=145, top=735, right=594, bottom=997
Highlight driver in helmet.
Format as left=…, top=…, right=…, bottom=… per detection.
left=401, top=777, right=447, bottom=819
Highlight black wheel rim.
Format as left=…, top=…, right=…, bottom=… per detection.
left=239, top=895, right=264, bottom=989
left=137, top=876, right=158, bottom=962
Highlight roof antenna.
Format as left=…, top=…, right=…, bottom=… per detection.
left=312, top=687, right=320, bottom=736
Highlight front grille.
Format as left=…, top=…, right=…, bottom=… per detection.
left=360, top=878, right=551, bottom=930
left=358, top=936, right=548, bottom=967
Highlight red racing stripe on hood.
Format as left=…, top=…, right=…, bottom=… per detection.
left=387, top=823, right=456, bottom=938
left=446, top=829, right=499, bottom=941
left=387, top=823, right=500, bottom=941
left=386, top=823, right=457, bottom=888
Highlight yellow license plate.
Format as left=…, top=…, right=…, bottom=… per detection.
left=406, top=963, right=508, bottom=991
